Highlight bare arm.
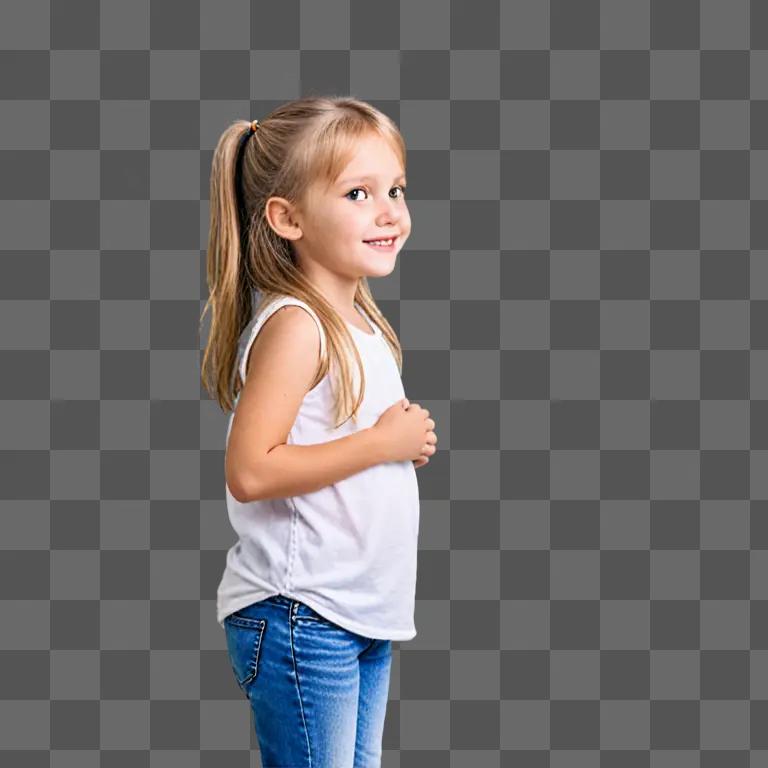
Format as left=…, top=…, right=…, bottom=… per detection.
left=225, top=304, right=393, bottom=504
left=241, top=426, right=389, bottom=502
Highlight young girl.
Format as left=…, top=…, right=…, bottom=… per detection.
left=200, top=96, right=437, bottom=766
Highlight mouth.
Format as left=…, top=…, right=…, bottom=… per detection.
left=363, top=236, right=398, bottom=252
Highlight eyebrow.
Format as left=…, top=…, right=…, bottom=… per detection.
left=337, top=173, right=407, bottom=187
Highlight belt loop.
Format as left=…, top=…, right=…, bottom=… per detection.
left=291, top=600, right=299, bottom=620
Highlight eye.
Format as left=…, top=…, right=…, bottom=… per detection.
left=345, top=188, right=367, bottom=201
left=345, top=185, right=407, bottom=202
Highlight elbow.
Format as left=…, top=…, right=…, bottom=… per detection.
left=230, top=487, right=248, bottom=504
left=227, top=478, right=247, bottom=504
left=227, top=469, right=261, bottom=504
left=226, top=449, right=276, bottom=503
left=238, top=473, right=269, bottom=503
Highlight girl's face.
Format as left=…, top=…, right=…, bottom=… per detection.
left=293, top=133, right=411, bottom=280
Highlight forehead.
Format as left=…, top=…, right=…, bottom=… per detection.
left=335, top=172, right=407, bottom=189
left=338, top=134, right=403, bottom=176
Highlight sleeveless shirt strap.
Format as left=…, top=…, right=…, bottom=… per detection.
left=239, top=296, right=327, bottom=385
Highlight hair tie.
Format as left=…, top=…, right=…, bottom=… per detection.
left=235, top=119, right=260, bottom=254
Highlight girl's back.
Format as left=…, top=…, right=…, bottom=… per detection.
left=217, top=293, right=420, bottom=640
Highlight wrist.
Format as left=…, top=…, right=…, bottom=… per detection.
left=363, top=425, right=391, bottom=464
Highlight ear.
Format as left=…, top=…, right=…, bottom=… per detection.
left=264, top=196, right=303, bottom=241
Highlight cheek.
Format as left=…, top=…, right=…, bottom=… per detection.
left=401, top=209, right=412, bottom=236
left=327, top=208, right=360, bottom=236
left=345, top=217, right=368, bottom=240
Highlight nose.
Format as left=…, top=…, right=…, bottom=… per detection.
left=376, top=195, right=405, bottom=226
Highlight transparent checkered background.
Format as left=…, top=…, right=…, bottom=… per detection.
left=2, top=0, right=768, bottom=765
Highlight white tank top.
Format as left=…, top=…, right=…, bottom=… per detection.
left=216, top=295, right=420, bottom=640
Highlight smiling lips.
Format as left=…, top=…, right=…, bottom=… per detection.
left=364, top=237, right=397, bottom=251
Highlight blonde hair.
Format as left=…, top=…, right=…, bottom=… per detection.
left=199, top=96, right=406, bottom=428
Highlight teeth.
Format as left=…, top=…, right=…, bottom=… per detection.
left=367, top=238, right=394, bottom=246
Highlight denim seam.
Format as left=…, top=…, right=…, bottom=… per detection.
left=246, top=618, right=266, bottom=686
left=289, top=599, right=313, bottom=766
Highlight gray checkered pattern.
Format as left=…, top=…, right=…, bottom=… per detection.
left=2, top=0, right=768, bottom=765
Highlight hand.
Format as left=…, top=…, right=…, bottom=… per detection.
left=401, top=398, right=436, bottom=469
left=372, top=397, right=437, bottom=464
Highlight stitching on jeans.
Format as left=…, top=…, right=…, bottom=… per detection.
left=289, top=600, right=313, bottom=766
left=244, top=618, right=266, bottom=686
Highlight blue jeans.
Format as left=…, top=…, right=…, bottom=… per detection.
left=223, top=593, right=393, bottom=767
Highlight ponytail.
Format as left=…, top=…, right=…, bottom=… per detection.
left=199, top=119, right=258, bottom=413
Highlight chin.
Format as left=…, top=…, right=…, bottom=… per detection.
left=363, top=258, right=398, bottom=278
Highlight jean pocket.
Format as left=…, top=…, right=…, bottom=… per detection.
left=223, top=613, right=267, bottom=694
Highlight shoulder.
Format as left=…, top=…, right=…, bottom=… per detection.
left=265, top=303, right=319, bottom=338
left=261, top=301, right=321, bottom=340
left=243, top=302, right=322, bottom=380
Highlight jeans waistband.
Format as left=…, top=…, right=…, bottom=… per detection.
left=266, top=593, right=293, bottom=607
